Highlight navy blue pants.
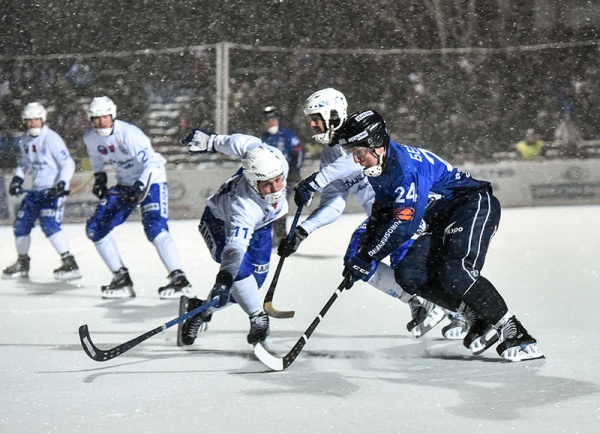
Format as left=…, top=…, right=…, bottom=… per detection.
left=395, top=188, right=501, bottom=302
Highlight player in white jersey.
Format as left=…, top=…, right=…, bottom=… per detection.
left=277, top=88, right=465, bottom=339
left=178, top=129, right=288, bottom=347
left=3, top=102, right=81, bottom=281
left=83, top=96, right=191, bottom=299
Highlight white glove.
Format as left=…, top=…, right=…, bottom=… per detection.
left=182, top=128, right=215, bottom=154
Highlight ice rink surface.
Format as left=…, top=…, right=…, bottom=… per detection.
left=1, top=206, right=599, bottom=433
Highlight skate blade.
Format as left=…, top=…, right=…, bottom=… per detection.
left=470, top=328, right=500, bottom=355
left=501, top=343, right=545, bottom=362
left=2, top=272, right=29, bottom=280
left=101, top=287, right=136, bottom=299
left=54, top=270, right=82, bottom=281
left=411, top=307, right=446, bottom=338
left=176, top=295, right=189, bottom=346
left=159, top=285, right=194, bottom=300
left=442, top=322, right=468, bottom=340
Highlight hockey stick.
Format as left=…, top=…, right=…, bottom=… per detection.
left=78, top=297, right=220, bottom=362
left=263, top=204, right=304, bottom=318
left=254, top=274, right=351, bottom=371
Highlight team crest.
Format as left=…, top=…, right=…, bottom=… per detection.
left=98, top=145, right=108, bottom=155
left=118, top=140, right=129, bottom=155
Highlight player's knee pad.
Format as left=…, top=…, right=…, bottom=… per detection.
left=85, top=217, right=110, bottom=242
left=39, top=216, right=61, bottom=238
left=142, top=215, right=168, bottom=241
left=394, top=265, right=427, bottom=296
left=13, top=216, right=34, bottom=237
left=438, top=259, right=476, bottom=298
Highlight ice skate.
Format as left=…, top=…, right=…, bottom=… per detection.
left=178, top=296, right=212, bottom=346
left=158, top=269, right=193, bottom=300
left=441, top=311, right=468, bottom=340
left=406, top=297, right=445, bottom=338
left=101, top=267, right=135, bottom=298
left=496, top=316, right=545, bottom=362
left=462, top=306, right=499, bottom=355
left=2, top=255, right=30, bottom=279
left=247, top=311, right=270, bottom=345
left=54, top=254, right=82, bottom=281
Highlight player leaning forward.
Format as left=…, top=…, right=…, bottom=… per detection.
left=178, top=129, right=289, bottom=346
left=338, top=109, right=544, bottom=362
left=84, top=96, right=192, bottom=299
left=3, top=102, right=81, bottom=280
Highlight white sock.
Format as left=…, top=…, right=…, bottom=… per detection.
left=15, top=235, right=31, bottom=256
left=152, top=231, right=183, bottom=273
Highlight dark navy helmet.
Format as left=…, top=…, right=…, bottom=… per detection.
left=337, top=109, right=389, bottom=150
left=263, top=105, right=280, bottom=121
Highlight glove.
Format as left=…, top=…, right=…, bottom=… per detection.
left=8, top=176, right=24, bottom=196
left=92, top=172, right=108, bottom=199
left=45, top=181, right=68, bottom=199
left=342, top=250, right=375, bottom=290
left=181, top=128, right=216, bottom=154
left=209, top=270, right=234, bottom=307
left=277, top=226, right=308, bottom=257
left=125, top=181, right=145, bottom=204
left=294, top=172, right=319, bottom=207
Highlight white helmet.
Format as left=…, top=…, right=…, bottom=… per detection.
left=303, top=88, right=348, bottom=145
left=88, top=96, right=117, bottom=137
left=242, top=145, right=287, bottom=204
left=22, top=102, right=47, bottom=122
left=21, top=102, right=47, bottom=137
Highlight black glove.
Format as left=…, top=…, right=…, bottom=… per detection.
left=125, top=181, right=145, bottom=204
left=209, top=270, right=234, bottom=307
left=294, top=172, right=319, bottom=207
left=342, top=250, right=375, bottom=290
left=277, top=226, right=309, bottom=258
left=92, top=172, right=108, bottom=199
left=46, top=181, right=68, bottom=199
left=8, top=176, right=24, bottom=196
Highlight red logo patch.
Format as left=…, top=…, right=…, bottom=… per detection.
left=394, top=207, right=414, bottom=221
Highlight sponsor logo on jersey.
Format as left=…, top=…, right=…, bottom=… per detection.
left=394, top=207, right=414, bottom=221
left=98, top=145, right=108, bottom=155
left=108, top=144, right=115, bottom=153
left=368, top=219, right=403, bottom=257
left=342, top=173, right=367, bottom=190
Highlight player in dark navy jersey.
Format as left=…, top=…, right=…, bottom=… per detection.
left=336, top=109, right=544, bottom=362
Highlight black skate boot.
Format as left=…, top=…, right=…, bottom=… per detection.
left=178, top=296, right=212, bottom=346
left=54, top=254, right=82, bottom=281
left=247, top=311, right=270, bottom=345
left=462, top=306, right=499, bottom=355
left=158, top=269, right=193, bottom=300
left=2, top=254, right=30, bottom=279
left=496, top=315, right=545, bottom=362
left=441, top=311, right=468, bottom=340
left=101, top=267, right=135, bottom=299
left=406, top=296, right=445, bottom=338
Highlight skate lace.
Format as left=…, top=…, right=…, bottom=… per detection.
left=408, top=298, right=425, bottom=318
left=184, top=314, right=205, bottom=339
left=501, top=317, right=518, bottom=341
left=462, top=306, right=478, bottom=329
